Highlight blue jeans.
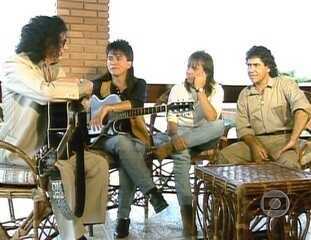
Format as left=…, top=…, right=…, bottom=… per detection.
left=94, top=134, right=155, bottom=219
left=153, top=120, right=224, bottom=206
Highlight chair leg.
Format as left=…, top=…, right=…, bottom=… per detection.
left=0, top=223, right=10, bottom=240
left=11, top=212, right=34, bottom=239
left=32, top=188, right=52, bottom=240
left=33, top=198, right=39, bottom=240
left=8, top=197, right=16, bottom=222
left=144, top=196, right=149, bottom=220
left=88, top=225, right=94, bottom=237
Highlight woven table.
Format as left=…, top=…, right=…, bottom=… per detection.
left=193, top=163, right=311, bottom=240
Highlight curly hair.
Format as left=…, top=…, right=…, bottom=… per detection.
left=16, top=15, right=67, bottom=64
left=246, top=46, right=279, bottom=78
left=185, top=51, right=216, bottom=96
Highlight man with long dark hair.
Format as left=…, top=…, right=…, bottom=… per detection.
left=90, top=39, right=168, bottom=238
left=219, top=46, right=311, bottom=168
left=153, top=51, right=225, bottom=237
left=1, top=16, right=109, bottom=239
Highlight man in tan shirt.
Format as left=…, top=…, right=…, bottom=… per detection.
left=218, top=46, right=311, bottom=169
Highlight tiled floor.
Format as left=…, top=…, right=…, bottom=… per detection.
left=86, top=196, right=199, bottom=240
left=1, top=195, right=311, bottom=239
left=0, top=196, right=199, bottom=240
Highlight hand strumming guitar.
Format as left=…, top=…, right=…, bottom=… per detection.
left=90, top=105, right=113, bottom=131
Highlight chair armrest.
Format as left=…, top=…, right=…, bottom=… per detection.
left=218, top=124, right=236, bottom=150
left=299, top=140, right=311, bottom=169
left=0, top=140, right=36, bottom=174
left=148, top=87, right=172, bottom=138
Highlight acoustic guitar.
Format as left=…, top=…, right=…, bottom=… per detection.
left=89, top=94, right=194, bottom=144
left=48, top=94, right=194, bottom=147
left=42, top=95, right=193, bottom=219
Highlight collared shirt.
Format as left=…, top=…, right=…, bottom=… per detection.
left=167, top=83, right=223, bottom=127
left=236, top=76, right=311, bottom=138
left=0, top=53, right=81, bottom=166
left=2, top=53, right=80, bottom=105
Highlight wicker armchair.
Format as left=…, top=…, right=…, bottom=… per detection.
left=148, top=89, right=232, bottom=194
left=0, top=140, right=58, bottom=240
left=299, top=91, right=311, bottom=170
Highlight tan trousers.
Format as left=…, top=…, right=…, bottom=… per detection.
left=218, top=134, right=305, bottom=169
left=52, top=150, right=109, bottom=239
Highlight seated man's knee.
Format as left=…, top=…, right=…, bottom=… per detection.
left=215, top=119, right=225, bottom=130
left=210, top=119, right=225, bottom=137
left=278, top=154, right=301, bottom=169
left=115, top=135, right=133, bottom=152
left=217, top=145, right=236, bottom=164
left=217, top=150, right=229, bottom=164
left=84, top=151, right=109, bottom=177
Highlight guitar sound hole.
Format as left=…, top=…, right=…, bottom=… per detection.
left=113, top=121, right=126, bottom=133
left=49, top=103, right=68, bottom=128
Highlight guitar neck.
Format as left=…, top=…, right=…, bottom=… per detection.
left=110, top=105, right=167, bottom=120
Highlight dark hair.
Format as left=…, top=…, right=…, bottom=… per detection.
left=185, top=51, right=216, bottom=96
left=16, top=15, right=67, bottom=64
left=103, top=39, right=137, bottom=93
left=106, top=39, right=134, bottom=61
left=246, top=46, right=278, bottom=78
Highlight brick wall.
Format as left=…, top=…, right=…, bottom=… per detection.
left=57, top=0, right=109, bottom=79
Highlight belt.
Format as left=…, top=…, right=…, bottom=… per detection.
left=256, top=130, right=292, bottom=136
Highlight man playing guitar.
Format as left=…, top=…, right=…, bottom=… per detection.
left=0, top=16, right=109, bottom=240
left=90, top=39, right=168, bottom=238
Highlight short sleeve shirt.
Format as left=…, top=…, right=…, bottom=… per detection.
left=167, top=83, right=223, bottom=127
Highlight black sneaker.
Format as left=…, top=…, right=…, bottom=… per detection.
left=114, top=218, right=130, bottom=238
left=149, top=190, right=169, bottom=213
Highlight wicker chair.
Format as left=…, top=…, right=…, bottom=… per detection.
left=0, top=140, right=58, bottom=240
left=147, top=89, right=232, bottom=194
left=299, top=91, right=311, bottom=170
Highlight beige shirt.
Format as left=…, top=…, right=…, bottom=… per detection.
left=236, top=76, right=311, bottom=138
left=0, top=53, right=81, bottom=166
left=167, top=83, right=223, bottom=127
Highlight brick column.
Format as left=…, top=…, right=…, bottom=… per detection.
left=57, top=0, right=109, bottom=79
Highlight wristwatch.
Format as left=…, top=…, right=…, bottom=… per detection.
left=195, top=87, right=204, bottom=93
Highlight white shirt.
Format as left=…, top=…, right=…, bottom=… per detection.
left=167, top=83, right=223, bottom=127
left=0, top=53, right=81, bottom=166
left=2, top=53, right=80, bottom=105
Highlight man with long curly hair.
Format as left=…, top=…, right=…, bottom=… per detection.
left=218, top=46, right=311, bottom=168
left=0, top=16, right=109, bottom=239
